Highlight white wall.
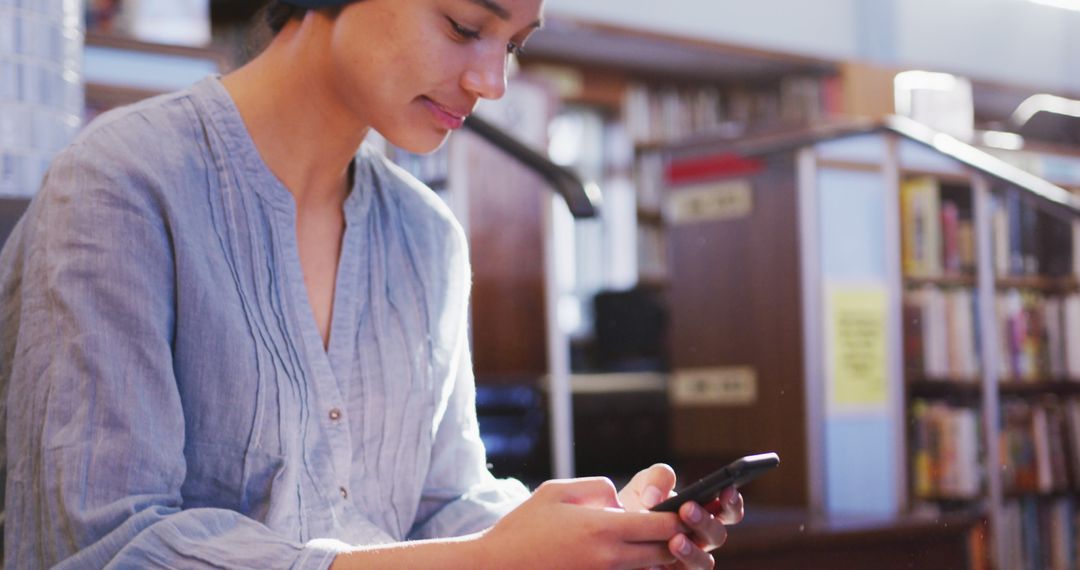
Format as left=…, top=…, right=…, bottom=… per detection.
left=542, top=0, right=859, bottom=60
left=544, top=0, right=1080, bottom=93
left=895, top=0, right=1079, bottom=93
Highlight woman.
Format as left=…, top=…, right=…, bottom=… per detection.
left=0, top=0, right=743, bottom=567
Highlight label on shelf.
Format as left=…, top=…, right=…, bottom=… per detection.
left=664, top=179, right=753, bottom=226
left=669, top=366, right=757, bottom=406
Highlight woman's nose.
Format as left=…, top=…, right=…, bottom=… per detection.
left=461, top=50, right=508, bottom=100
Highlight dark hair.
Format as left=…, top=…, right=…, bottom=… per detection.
left=244, top=1, right=347, bottom=62
left=264, top=1, right=308, bottom=35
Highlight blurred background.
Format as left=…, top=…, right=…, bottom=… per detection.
left=4, top=0, right=1080, bottom=568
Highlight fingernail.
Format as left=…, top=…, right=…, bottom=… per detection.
left=685, top=503, right=703, bottom=523
left=729, top=491, right=740, bottom=505
left=642, top=485, right=663, bottom=508
left=678, top=535, right=692, bottom=555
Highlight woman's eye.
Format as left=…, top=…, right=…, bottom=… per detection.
left=447, top=17, right=481, bottom=40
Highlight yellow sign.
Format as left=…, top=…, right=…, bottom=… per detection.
left=829, top=287, right=888, bottom=407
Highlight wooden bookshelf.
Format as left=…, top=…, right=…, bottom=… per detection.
left=907, top=379, right=982, bottom=400
left=637, top=115, right=1080, bottom=568
left=83, top=33, right=231, bottom=114
left=900, top=168, right=974, bottom=186
left=520, top=17, right=836, bottom=85
left=998, top=381, right=1080, bottom=397
left=636, top=207, right=664, bottom=227
left=1003, top=489, right=1076, bottom=501
left=996, top=275, right=1080, bottom=292
left=903, top=274, right=977, bottom=288
left=916, top=493, right=985, bottom=504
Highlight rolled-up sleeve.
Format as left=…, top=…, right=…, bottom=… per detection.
left=2, top=144, right=345, bottom=569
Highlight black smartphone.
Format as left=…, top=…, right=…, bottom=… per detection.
left=649, top=452, right=780, bottom=513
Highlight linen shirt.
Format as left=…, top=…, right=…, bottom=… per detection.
left=0, top=76, right=528, bottom=569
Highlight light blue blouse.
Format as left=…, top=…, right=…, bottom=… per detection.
left=0, top=76, right=528, bottom=569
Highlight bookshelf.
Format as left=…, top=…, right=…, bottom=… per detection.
left=518, top=16, right=843, bottom=336
left=507, top=20, right=861, bottom=486
left=641, top=115, right=1080, bottom=568
left=82, top=33, right=229, bottom=119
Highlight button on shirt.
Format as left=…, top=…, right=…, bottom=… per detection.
left=0, top=77, right=528, bottom=569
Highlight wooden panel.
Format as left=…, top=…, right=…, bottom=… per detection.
left=519, top=60, right=629, bottom=110
left=666, top=153, right=808, bottom=507
left=464, top=131, right=549, bottom=383
left=838, top=61, right=897, bottom=121
left=715, top=510, right=979, bottom=570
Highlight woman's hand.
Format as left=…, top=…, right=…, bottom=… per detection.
left=478, top=477, right=688, bottom=569
left=618, top=464, right=745, bottom=569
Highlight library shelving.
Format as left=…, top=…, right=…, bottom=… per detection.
left=512, top=19, right=870, bottom=486
left=518, top=16, right=847, bottom=291
left=641, top=114, right=1080, bottom=569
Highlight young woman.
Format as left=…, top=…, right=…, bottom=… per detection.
left=0, top=0, right=743, bottom=568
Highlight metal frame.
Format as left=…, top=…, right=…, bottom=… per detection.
left=881, top=134, right=909, bottom=513
left=796, top=146, right=827, bottom=514
left=972, top=173, right=1005, bottom=569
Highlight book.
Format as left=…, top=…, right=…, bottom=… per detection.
left=910, top=400, right=981, bottom=499
left=1064, top=295, right=1080, bottom=379
left=905, top=285, right=980, bottom=380
left=901, top=177, right=943, bottom=277
left=993, top=193, right=1011, bottom=277
left=941, top=200, right=961, bottom=274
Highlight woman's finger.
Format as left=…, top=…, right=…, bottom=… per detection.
left=714, top=486, right=745, bottom=525
left=668, top=533, right=716, bottom=570
left=618, top=463, right=677, bottom=510
left=678, top=501, right=728, bottom=550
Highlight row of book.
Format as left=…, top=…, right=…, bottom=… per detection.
left=913, top=398, right=1080, bottom=501
left=999, top=399, right=1080, bottom=495
left=996, top=290, right=1080, bottom=381
left=900, top=178, right=1080, bottom=279
left=992, top=189, right=1079, bottom=278
left=903, top=286, right=1080, bottom=382
left=622, top=76, right=833, bottom=146
left=900, top=177, right=976, bottom=278
left=903, top=285, right=980, bottom=380
left=999, top=496, right=1078, bottom=570
left=910, top=400, right=981, bottom=499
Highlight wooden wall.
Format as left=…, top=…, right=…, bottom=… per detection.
left=666, top=153, right=809, bottom=507
left=462, top=130, right=550, bottom=384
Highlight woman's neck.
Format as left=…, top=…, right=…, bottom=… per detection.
left=221, top=16, right=365, bottom=209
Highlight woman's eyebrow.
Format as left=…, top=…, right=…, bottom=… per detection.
left=465, top=0, right=543, bottom=28
left=467, top=0, right=511, bottom=20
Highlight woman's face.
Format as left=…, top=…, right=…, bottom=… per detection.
left=327, top=0, right=544, bottom=153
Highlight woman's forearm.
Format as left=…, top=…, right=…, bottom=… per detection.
left=329, top=531, right=495, bottom=570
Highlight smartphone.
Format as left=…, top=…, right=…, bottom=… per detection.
left=649, top=452, right=780, bottom=513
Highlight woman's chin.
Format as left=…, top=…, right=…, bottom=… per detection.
left=382, top=128, right=451, bottom=155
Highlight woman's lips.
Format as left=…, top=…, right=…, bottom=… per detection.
left=421, top=97, right=467, bottom=130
